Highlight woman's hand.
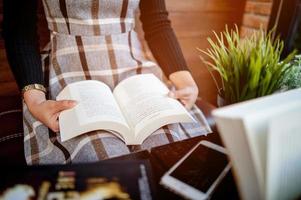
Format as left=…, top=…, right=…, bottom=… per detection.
left=168, top=70, right=199, bottom=110
left=24, top=89, right=77, bottom=132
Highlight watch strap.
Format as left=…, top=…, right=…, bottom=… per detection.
left=22, top=84, right=47, bottom=97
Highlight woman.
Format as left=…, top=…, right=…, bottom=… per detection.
left=3, top=0, right=211, bottom=164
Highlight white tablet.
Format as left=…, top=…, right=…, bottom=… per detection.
left=160, top=140, right=231, bottom=200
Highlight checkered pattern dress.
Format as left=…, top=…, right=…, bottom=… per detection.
left=23, top=0, right=211, bottom=165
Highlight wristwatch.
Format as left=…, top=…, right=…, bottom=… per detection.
left=22, top=84, right=47, bottom=97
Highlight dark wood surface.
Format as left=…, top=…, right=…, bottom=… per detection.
left=109, top=132, right=240, bottom=200
left=0, top=95, right=239, bottom=199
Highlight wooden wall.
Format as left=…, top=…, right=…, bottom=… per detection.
left=241, top=0, right=273, bottom=37
left=0, top=0, right=247, bottom=105
left=165, top=0, right=246, bottom=104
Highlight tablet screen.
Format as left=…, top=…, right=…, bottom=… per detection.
left=169, top=143, right=228, bottom=192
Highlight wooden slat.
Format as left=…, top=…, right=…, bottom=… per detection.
left=242, top=13, right=269, bottom=29
left=0, top=82, right=19, bottom=96
left=165, top=0, right=244, bottom=12
left=0, top=67, right=15, bottom=82
left=169, top=12, right=239, bottom=38
left=245, top=1, right=273, bottom=16
left=241, top=0, right=272, bottom=38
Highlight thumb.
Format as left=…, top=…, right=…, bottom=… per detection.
left=54, top=100, right=77, bottom=113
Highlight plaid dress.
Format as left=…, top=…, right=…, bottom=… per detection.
left=23, top=0, right=211, bottom=165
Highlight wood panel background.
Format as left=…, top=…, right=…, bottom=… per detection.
left=241, top=0, right=273, bottom=37
left=0, top=0, right=247, bottom=105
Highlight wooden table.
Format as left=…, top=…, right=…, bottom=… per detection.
left=0, top=128, right=239, bottom=199
left=0, top=96, right=239, bottom=199
left=108, top=131, right=240, bottom=200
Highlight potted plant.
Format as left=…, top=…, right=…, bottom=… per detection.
left=199, top=26, right=296, bottom=106
left=279, top=55, right=301, bottom=91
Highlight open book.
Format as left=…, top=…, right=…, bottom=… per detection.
left=57, top=74, right=195, bottom=145
left=213, top=88, right=301, bottom=200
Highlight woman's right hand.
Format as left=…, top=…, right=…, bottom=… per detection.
left=24, top=89, right=77, bottom=132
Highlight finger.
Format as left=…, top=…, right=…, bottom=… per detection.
left=179, top=95, right=192, bottom=100
left=53, top=100, right=77, bottom=113
left=168, top=87, right=176, bottom=98
left=180, top=98, right=194, bottom=110
left=166, top=81, right=174, bottom=90
left=53, top=112, right=61, bottom=120
left=174, top=88, right=192, bottom=98
left=180, top=99, right=188, bottom=105
left=185, top=103, right=193, bottom=110
left=46, top=112, right=60, bottom=132
left=185, top=100, right=195, bottom=110
left=51, top=121, right=60, bottom=132
left=168, top=91, right=175, bottom=98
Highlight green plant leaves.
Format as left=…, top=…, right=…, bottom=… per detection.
left=199, top=25, right=296, bottom=104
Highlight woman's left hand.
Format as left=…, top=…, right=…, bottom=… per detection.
left=168, top=70, right=199, bottom=110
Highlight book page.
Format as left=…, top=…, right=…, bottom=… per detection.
left=113, top=74, right=194, bottom=144
left=242, top=101, right=301, bottom=195
left=212, top=89, right=301, bottom=200
left=57, top=80, right=129, bottom=142
left=266, top=103, right=301, bottom=200
left=214, top=117, right=262, bottom=200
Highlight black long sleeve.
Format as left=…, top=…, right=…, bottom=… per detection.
left=2, top=0, right=43, bottom=90
left=139, top=0, right=188, bottom=76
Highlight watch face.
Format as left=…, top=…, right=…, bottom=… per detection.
left=22, top=84, right=46, bottom=95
